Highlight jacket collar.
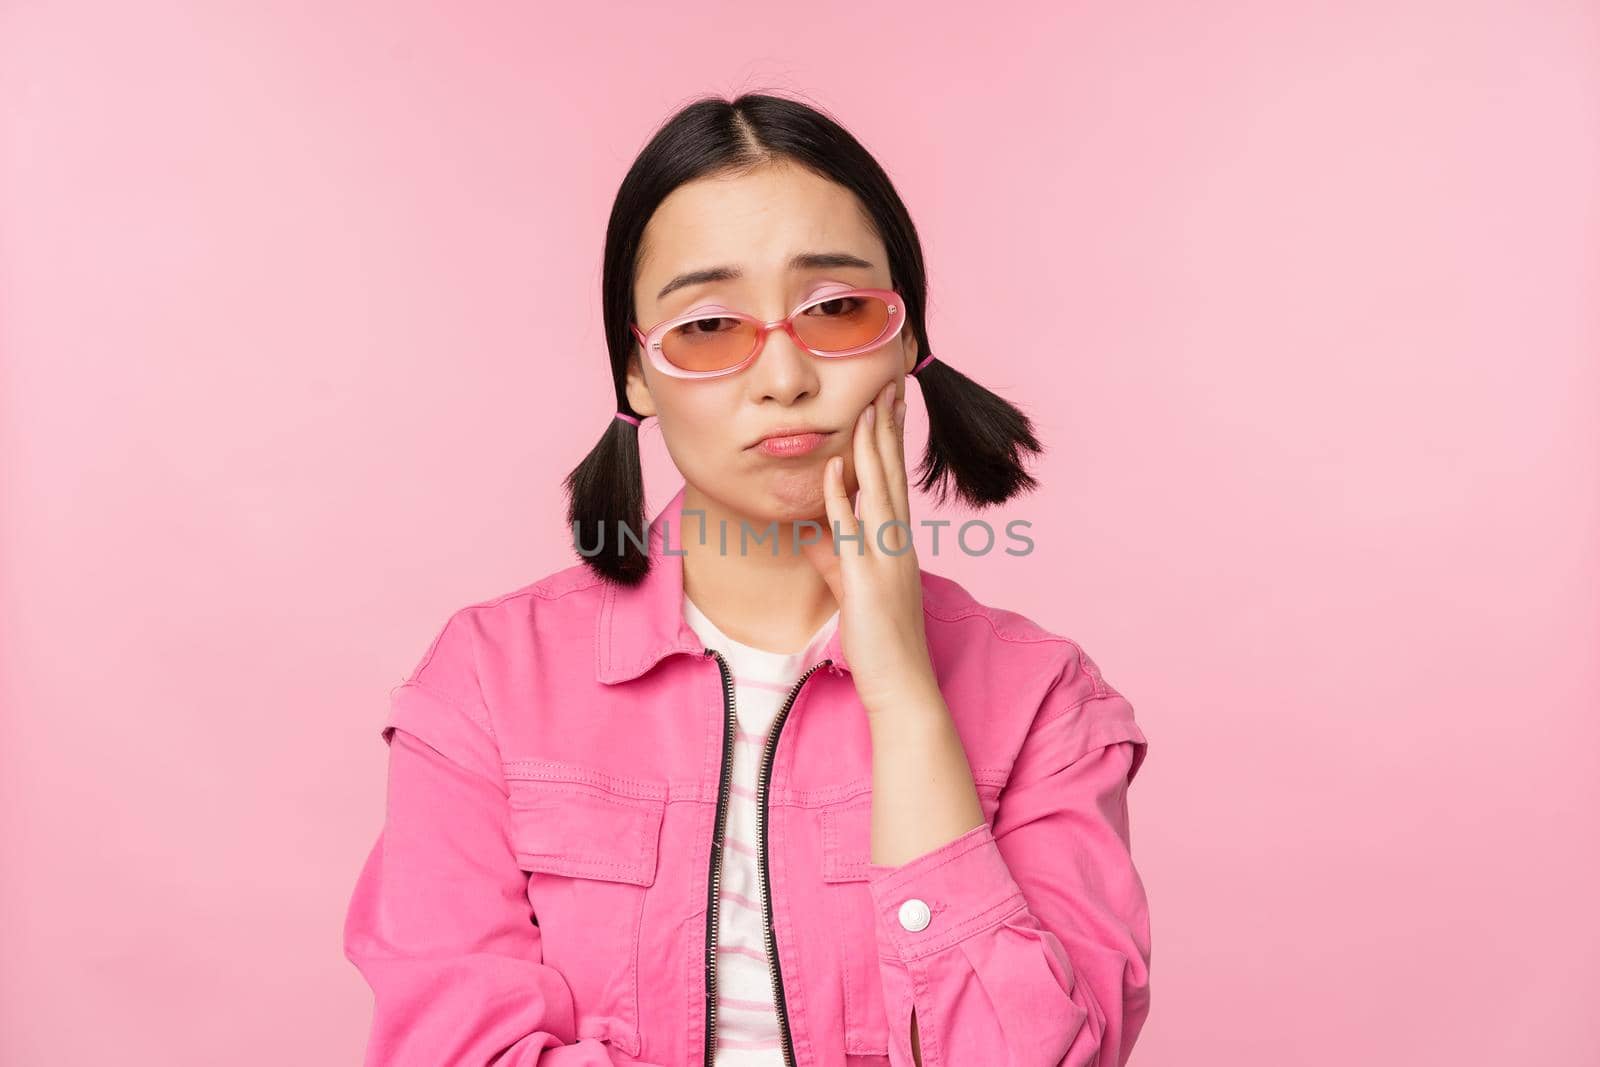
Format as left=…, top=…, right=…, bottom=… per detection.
left=595, top=481, right=852, bottom=684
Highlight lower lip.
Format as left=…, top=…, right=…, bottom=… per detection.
left=755, top=432, right=830, bottom=457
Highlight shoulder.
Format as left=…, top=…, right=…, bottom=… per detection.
left=917, top=567, right=1146, bottom=781
left=917, top=566, right=1123, bottom=709
left=385, top=561, right=607, bottom=778
left=399, top=561, right=604, bottom=710
left=410, top=562, right=603, bottom=655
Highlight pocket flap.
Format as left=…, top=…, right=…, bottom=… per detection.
left=507, top=781, right=665, bottom=887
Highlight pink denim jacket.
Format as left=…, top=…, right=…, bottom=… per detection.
left=343, top=481, right=1152, bottom=1066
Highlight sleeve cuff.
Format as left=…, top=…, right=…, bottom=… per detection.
left=865, top=821, right=1028, bottom=961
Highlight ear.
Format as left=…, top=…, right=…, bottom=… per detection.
left=624, top=348, right=658, bottom=418
left=900, top=328, right=920, bottom=375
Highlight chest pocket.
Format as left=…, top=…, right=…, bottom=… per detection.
left=504, top=771, right=666, bottom=1058
left=819, top=784, right=1003, bottom=1057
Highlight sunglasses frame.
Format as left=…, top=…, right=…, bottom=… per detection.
left=629, top=284, right=907, bottom=381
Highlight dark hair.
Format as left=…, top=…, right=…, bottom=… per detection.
left=565, top=91, right=1043, bottom=586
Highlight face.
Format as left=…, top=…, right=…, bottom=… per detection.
left=626, top=162, right=918, bottom=526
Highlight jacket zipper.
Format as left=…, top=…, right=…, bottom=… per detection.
left=703, top=648, right=831, bottom=1067
left=703, top=649, right=738, bottom=1067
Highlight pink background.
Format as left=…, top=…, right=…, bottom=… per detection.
left=3, top=2, right=1596, bottom=1064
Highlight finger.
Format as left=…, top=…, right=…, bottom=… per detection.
left=820, top=453, right=864, bottom=570
left=798, top=508, right=844, bottom=605
left=877, top=378, right=911, bottom=542
left=853, top=389, right=893, bottom=556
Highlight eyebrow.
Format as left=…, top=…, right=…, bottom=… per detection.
left=655, top=251, right=876, bottom=302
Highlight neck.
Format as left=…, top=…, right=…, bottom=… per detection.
left=678, top=481, right=839, bottom=655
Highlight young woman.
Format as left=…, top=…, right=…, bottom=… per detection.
left=344, top=93, right=1152, bottom=1067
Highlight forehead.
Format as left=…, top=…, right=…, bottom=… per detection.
left=636, top=164, right=883, bottom=288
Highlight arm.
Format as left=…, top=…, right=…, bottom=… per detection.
left=865, top=653, right=1152, bottom=1067
left=343, top=666, right=652, bottom=1065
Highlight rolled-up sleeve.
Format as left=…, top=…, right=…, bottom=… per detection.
left=343, top=617, right=649, bottom=1065
left=864, top=650, right=1152, bottom=1067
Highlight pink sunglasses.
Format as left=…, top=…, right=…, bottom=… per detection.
left=630, top=284, right=907, bottom=381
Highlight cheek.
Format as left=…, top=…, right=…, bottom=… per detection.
left=651, top=378, right=721, bottom=428
left=825, top=350, right=903, bottom=409
left=651, top=383, right=739, bottom=466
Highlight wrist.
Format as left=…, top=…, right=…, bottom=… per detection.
left=862, top=675, right=947, bottom=724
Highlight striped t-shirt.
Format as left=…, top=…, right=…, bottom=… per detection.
left=683, top=591, right=840, bottom=1064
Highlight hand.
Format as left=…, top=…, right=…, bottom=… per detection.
left=800, top=377, right=937, bottom=714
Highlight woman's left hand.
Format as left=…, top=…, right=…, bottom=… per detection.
left=801, top=377, right=938, bottom=715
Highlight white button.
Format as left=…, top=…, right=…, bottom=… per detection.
left=898, top=898, right=932, bottom=932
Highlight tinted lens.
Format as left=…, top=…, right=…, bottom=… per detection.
left=660, top=315, right=758, bottom=373
left=793, top=294, right=891, bottom=353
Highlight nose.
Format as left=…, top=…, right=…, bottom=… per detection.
left=746, top=322, right=820, bottom=404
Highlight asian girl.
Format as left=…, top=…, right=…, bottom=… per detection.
left=346, top=92, right=1151, bottom=1067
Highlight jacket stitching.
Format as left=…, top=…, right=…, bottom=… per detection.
left=392, top=678, right=497, bottom=742
left=922, top=594, right=1113, bottom=703
left=503, top=761, right=671, bottom=801
left=1034, top=690, right=1140, bottom=736
left=869, top=822, right=997, bottom=899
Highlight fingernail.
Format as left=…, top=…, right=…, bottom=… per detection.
left=864, top=404, right=875, bottom=427
left=894, top=399, right=906, bottom=426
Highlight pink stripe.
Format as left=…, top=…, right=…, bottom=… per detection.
left=721, top=889, right=761, bottom=911
left=726, top=837, right=755, bottom=856
left=719, top=995, right=776, bottom=1011
left=718, top=943, right=768, bottom=961
left=715, top=1037, right=783, bottom=1050
left=731, top=783, right=755, bottom=800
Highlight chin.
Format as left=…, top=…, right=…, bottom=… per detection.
left=761, top=468, right=828, bottom=520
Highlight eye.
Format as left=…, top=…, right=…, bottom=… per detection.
left=680, top=316, right=740, bottom=335
left=804, top=296, right=864, bottom=317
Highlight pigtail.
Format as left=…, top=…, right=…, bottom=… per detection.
left=562, top=412, right=650, bottom=587
left=912, top=356, right=1043, bottom=507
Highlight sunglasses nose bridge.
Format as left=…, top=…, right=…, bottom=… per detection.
left=773, top=315, right=812, bottom=353
left=741, top=315, right=809, bottom=362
